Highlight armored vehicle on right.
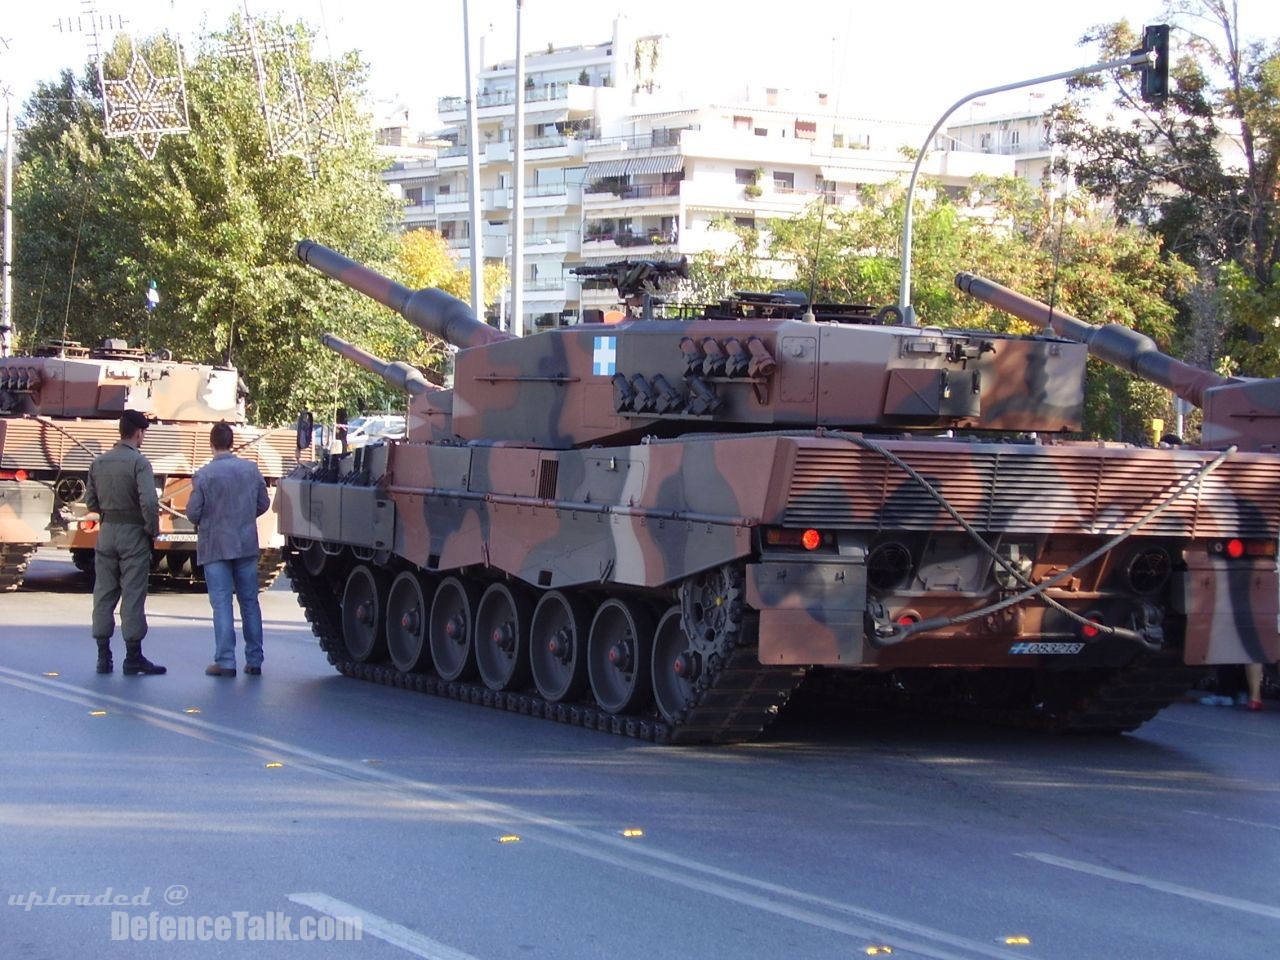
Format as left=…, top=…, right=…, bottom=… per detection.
left=277, top=242, right=1280, bottom=743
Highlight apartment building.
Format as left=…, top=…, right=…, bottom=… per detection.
left=381, top=18, right=1020, bottom=330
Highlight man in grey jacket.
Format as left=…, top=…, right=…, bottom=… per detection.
left=186, top=422, right=270, bottom=677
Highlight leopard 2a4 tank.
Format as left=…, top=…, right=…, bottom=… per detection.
left=0, top=338, right=302, bottom=591
left=278, top=240, right=1280, bottom=743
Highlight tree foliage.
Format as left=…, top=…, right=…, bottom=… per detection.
left=1050, top=2, right=1280, bottom=374
left=11, top=17, right=414, bottom=423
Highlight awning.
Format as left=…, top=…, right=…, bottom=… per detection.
left=628, top=154, right=684, bottom=175
left=587, top=159, right=632, bottom=178
left=587, top=155, right=685, bottom=179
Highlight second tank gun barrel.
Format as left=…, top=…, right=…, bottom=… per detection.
left=956, top=272, right=1229, bottom=409
left=321, top=334, right=433, bottom=396
left=297, top=240, right=511, bottom=350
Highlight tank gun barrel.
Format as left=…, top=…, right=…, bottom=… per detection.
left=320, top=334, right=432, bottom=396
left=296, top=240, right=512, bottom=350
left=956, top=272, right=1229, bottom=408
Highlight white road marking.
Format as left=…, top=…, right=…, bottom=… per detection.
left=1019, top=852, right=1280, bottom=920
left=1183, top=809, right=1280, bottom=833
left=288, top=893, right=480, bottom=960
left=0, top=667, right=1033, bottom=960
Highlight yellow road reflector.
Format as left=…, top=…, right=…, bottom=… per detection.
left=184, top=708, right=201, bottom=715
left=265, top=762, right=284, bottom=769
left=1002, top=936, right=1032, bottom=946
left=43, top=672, right=60, bottom=677
left=88, top=710, right=107, bottom=717
left=621, top=828, right=644, bottom=838
left=865, top=947, right=894, bottom=956
left=495, top=835, right=522, bottom=844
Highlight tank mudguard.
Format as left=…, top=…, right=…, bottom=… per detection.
left=1176, top=552, right=1280, bottom=665
left=747, top=555, right=869, bottom=665
left=0, top=479, right=54, bottom=544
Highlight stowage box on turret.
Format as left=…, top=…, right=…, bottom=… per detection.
left=278, top=241, right=1280, bottom=743
left=0, top=339, right=304, bottom=591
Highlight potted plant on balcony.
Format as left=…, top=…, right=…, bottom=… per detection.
left=743, top=167, right=764, bottom=199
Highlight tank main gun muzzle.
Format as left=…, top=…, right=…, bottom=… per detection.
left=956, top=272, right=1228, bottom=409
left=320, top=334, right=433, bottom=396
left=296, top=240, right=512, bottom=350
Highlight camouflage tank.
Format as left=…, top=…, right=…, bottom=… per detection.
left=278, top=241, right=1280, bottom=744
left=0, top=338, right=303, bottom=591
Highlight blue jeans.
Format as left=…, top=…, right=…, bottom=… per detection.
left=204, top=556, right=263, bottom=669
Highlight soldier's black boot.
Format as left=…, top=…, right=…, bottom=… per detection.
left=122, top=641, right=166, bottom=676
left=95, top=638, right=113, bottom=674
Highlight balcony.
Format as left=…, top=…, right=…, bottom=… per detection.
left=438, top=83, right=585, bottom=122
left=523, top=231, right=581, bottom=256
left=582, top=228, right=678, bottom=251
left=435, top=193, right=470, bottom=213
left=585, top=181, right=681, bottom=200
left=585, top=128, right=691, bottom=152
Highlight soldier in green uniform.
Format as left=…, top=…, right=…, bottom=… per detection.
left=85, top=409, right=166, bottom=675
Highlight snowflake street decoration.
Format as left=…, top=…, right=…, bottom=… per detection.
left=100, top=40, right=190, bottom=159
left=221, top=15, right=347, bottom=173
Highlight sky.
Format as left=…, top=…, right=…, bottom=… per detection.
left=2, top=0, right=1280, bottom=133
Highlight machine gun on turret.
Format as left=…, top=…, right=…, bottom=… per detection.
left=570, top=257, right=689, bottom=320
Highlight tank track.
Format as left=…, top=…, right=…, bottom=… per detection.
left=797, top=655, right=1202, bottom=734
left=0, top=543, right=39, bottom=591
left=255, top=548, right=285, bottom=591
left=284, top=547, right=805, bottom=744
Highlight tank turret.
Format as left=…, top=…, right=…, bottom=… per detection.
left=297, top=240, right=1089, bottom=448
left=278, top=244, right=1280, bottom=746
left=956, top=272, right=1280, bottom=452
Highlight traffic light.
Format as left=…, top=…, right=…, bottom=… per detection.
left=1136, top=24, right=1170, bottom=104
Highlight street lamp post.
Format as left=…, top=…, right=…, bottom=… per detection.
left=896, top=47, right=1161, bottom=326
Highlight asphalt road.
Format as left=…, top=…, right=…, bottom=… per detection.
left=2, top=550, right=1277, bottom=960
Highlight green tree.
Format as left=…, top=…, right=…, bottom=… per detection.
left=1050, top=3, right=1280, bottom=373
left=12, top=17, right=403, bottom=423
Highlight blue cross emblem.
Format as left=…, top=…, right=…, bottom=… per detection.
left=592, top=336, right=617, bottom=376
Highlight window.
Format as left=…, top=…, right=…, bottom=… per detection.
left=979, top=132, right=991, bottom=151
left=1010, top=130, right=1020, bottom=146
left=773, top=172, right=794, bottom=192
left=735, top=168, right=757, bottom=185
left=832, top=132, right=845, bottom=148
left=734, top=216, right=756, bottom=230
left=816, top=177, right=835, bottom=194
left=755, top=128, right=768, bottom=137
left=766, top=88, right=778, bottom=106
left=795, top=120, right=816, bottom=141
left=733, top=115, right=752, bottom=130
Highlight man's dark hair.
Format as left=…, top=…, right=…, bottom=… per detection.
left=210, top=422, right=235, bottom=451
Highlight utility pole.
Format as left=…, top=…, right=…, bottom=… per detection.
left=463, top=0, right=484, bottom=319
left=510, top=0, right=526, bottom=337
left=2, top=87, right=13, bottom=357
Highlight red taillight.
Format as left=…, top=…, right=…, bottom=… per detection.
left=1081, top=614, right=1103, bottom=639
left=0, top=469, right=29, bottom=481
left=895, top=611, right=920, bottom=626
left=764, top=528, right=827, bottom=550
left=1211, top=538, right=1273, bottom=558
